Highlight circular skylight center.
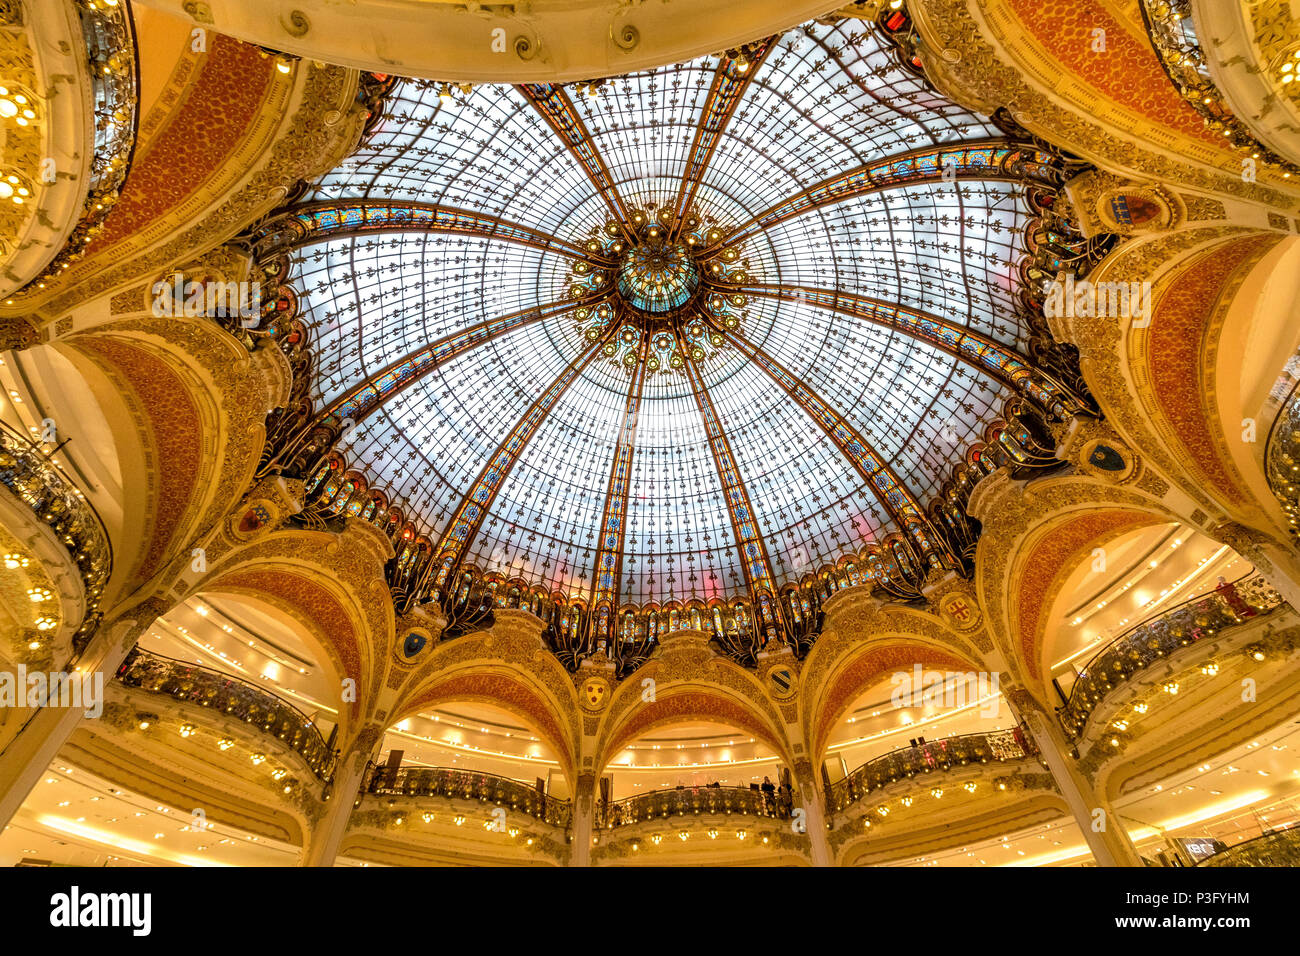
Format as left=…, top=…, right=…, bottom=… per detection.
left=616, top=240, right=700, bottom=314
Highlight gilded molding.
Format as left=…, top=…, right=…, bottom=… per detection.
left=34, top=62, right=363, bottom=320
left=908, top=0, right=1297, bottom=209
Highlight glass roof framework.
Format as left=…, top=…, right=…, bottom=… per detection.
left=286, top=18, right=1064, bottom=612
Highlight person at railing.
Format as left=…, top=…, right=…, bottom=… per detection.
left=1012, top=724, right=1029, bottom=755
left=1215, top=575, right=1256, bottom=619
left=760, top=776, right=776, bottom=814
left=777, top=780, right=793, bottom=818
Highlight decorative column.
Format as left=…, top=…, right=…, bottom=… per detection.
left=0, top=614, right=140, bottom=828
left=1016, top=704, right=1143, bottom=867
left=300, top=726, right=380, bottom=867
left=569, top=772, right=596, bottom=867
left=794, top=762, right=833, bottom=867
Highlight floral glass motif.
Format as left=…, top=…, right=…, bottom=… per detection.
left=282, top=17, right=1061, bottom=611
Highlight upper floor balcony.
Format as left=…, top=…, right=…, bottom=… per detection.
left=1058, top=571, right=1285, bottom=738
left=363, top=764, right=571, bottom=829
left=598, top=784, right=791, bottom=829
left=826, top=729, right=1036, bottom=814
left=115, top=646, right=335, bottom=780
left=1198, top=826, right=1300, bottom=867
left=0, top=420, right=112, bottom=656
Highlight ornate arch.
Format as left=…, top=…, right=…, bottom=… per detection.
left=8, top=34, right=363, bottom=326
left=909, top=0, right=1297, bottom=207
left=973, top=469, right=1180, bottom=703
left=393, top=618, right=585, bottom=786
left=395, top=671, right=578, bottom=787
left=1063, top=229, right=1289, bottom=528
left=178, top=522, right=397, bottom=747
left=55, top=318, right=282, bottom=608
left=811, top=643, right=979, bottom=767
left=594, top=633, right=793, bottom=772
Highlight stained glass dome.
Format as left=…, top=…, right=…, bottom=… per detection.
left=266, top=15, right=1078, bottom=645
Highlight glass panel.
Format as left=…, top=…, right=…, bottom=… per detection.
left=287, top=18, right=1043, bottom=607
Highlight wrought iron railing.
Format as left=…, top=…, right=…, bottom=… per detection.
left=1138, top=0, right=1298, bottom=177
left=364, top=765, right=570, bottom=827
left=21, top=0, right=140, bottom=292
left=1266, top=374, right=1300, bottom=541
left=825, top=729, right=1033, bottom=813
left=597, top=784, right=791, bottom=829
left=1197, top=826, right=1300, bottom=867
left=115, top=647, right=336, bottom=779
left=0, top=421, right=112, bottom=648
left=1059, top=571, right=1284, bottom=737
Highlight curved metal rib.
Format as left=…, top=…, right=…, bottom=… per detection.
left=699, top=312, right=949, bottom=561
left=674, top=325, right=783, bottom=648
left=327, top=295, right=606, bottom=424
left=251, top=200, right=605, bottom=261
left=429, top=321, right=620, bottom=589
left=720, top=282, right=1080, bottom=413
left=669, top=36, right=777, bottom=239
left=589, top=335, right=650, bottom=624
left=699, top=140, right=1057, bottom=257
left=517, top=83, right=636, bottom=233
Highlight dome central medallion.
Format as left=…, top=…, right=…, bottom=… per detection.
left=616, top=240, right=700, bottom=315
left=566, top=207, right=753, bottom=376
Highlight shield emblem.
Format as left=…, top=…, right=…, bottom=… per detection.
left=769, top=666, right=795, bottom=698
left=402, top=631, right=427, bottom=660
left=583, top=679, right=607, bottom=709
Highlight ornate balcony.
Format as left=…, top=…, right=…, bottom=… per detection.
left=0, top=422, right=112, bottom=647
left=1059, top=572, right=1284, bottom=737
left=364, top=765, right=571, bottom=828
left=1267, top=377, right=1300, bottom=540
left=1197, top=827, right=1300, bottom=867
left=1138, top=0, right=1298, bottom=175
left=826, top=730, right=1034, bottom=813
left=115, top=647, right=335, bottom=779
left=598, top=784, right=790, bottom=829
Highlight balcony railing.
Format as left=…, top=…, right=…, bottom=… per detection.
left=1138, top=0, right=1298, bottom=177
left=364, top=765, right=571, bottom=828
left=1197, top=826, right=1300, bottom=867
left=116, top=647, right=336, bottom=779
left=598, top=785, right=791, bottom=829
left=0, top=421, right=112, bottom=649
left=1059, top=571, right=1284, bottom=737
left=24, top=0, right=140, bottom=288
left=826, top=729, right=1033, bottom=813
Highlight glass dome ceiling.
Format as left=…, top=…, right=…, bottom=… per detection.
left=274, top=16, right=1071, bottom=617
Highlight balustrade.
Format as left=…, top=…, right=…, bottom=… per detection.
left=115, top=648, right=335, bottom=779
left=0, top=422, right=112, bottom=648
left=365, top=765, right=570, bottom=827
left=1197, top=827, right=1300, bottom=867
left=598, top=784, right=789, bottom=829
left=826, top=729, right=1033, bottom=813
left=1138, top=0, right=1297, bottom=175
left=1059, top=572, right=1283, bottom=737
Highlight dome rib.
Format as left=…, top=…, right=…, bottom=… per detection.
left=428, top=320, right=620, bottom=594
left=697, top=309, right=948, bottom=567
left=254, top=199, right=608, bottom=262
left=697, top=139, right=1056, bottom=257
left=516, top=83, right=638, bottom=235
left=728, top=282, right=1078, bottom=414
left=668, top=36, right=777, bottom=240
left=590, top=334, right=652, bottom=638
left=675, top=323, right=782, bottom=648
left=327, top=295, right=604, bottom=425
